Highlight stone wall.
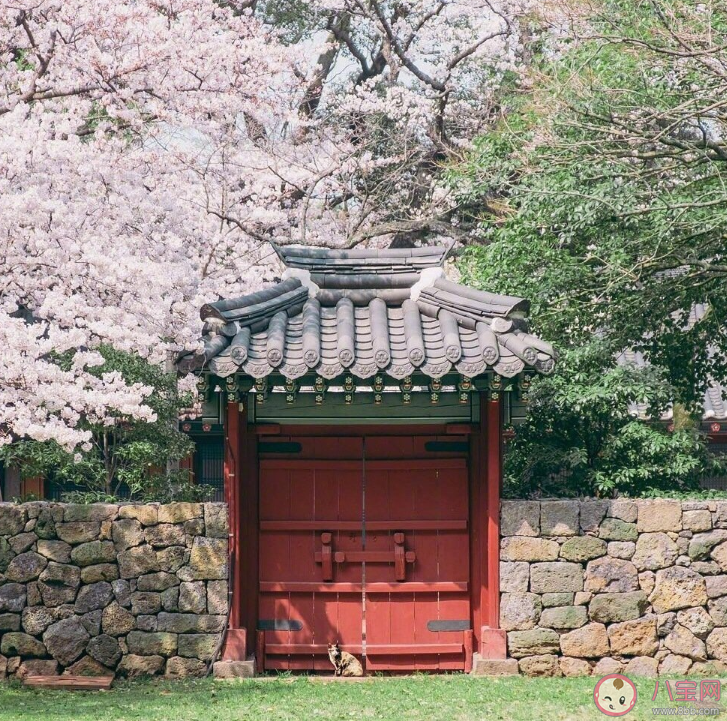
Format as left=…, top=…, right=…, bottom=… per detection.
left=0, top=502, right=228, bottom=680
left=501, top=499, right=727, bottom=677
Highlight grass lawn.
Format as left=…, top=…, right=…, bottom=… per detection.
left=0, top=674, right=724, bottom=721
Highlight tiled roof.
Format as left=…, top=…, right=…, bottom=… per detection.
left=177, top=245, right=556, bottom=381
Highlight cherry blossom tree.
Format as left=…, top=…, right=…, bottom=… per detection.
left=0, top=0, right=535, bottom=450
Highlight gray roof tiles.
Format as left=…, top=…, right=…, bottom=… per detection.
left=178, top=245, right=557, bottom=382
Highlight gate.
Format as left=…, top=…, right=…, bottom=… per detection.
left=257, top=438, right=471, bottom=672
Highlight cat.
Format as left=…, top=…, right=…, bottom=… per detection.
left=327, top=642, right=364, bottom=677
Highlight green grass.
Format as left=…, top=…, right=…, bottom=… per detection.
left=0, top=674, right=724, bottom=721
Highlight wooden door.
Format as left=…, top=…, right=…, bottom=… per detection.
left=259, top=459, right=364, bottom=670
left=364, top=459, right=471, bottom=671
left=258, top=438, right=471, bottom=673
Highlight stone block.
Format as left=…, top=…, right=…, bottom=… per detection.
left=1, top=632, right=46, bottom=658
left=580, top=501, right=609, bottom=533
left=166, top=656, right=207, bottom=677
left=9, top=533, right=37, bottom=554
left=81, top=564, right=119, bottom=584
left=608, top=500, right=637, bottom=523
left=38, top=563, right=80, bottom=606
left=530, top=562, right=583, bottom=593
left=112, top=519, right=145, bottom=551
left=677, top=607, right=714, bottom=639
left=559, top=536, right=607, bottom=562
left=539, top=605, right=588, bottom=630
left=542, top=592, right=574, bottom=608
left=87, top=634, right=122, bottom=668
left=157, top=613, right=226, bottom=634
left=144, top=524, right=186, bottom=548
left=688, top=530, right=727, bottom=560
left=501, top=537, right=559, bottom=562
left=55, top=522, right=101, bottom=544
left=584, top=557, right=639, bottom=593
left=130, top=592, right=161, bottom=615
left=157, top=546, right=188, bottom=573
left=117, top=654, right=165, bottom=677
left=207, top=581, right=228, bottom=615
left=607, top=542, right=635, bottom=560
left=213, top=660, right=256, bottom=679
left=636, top=500, right=682, bottom=532
left=500, top=501, right=539, bottom=537
left=75, top=582, right=114, bottom=613
left=185, top=537, right=227, bottom=580
left=608, top=617, right=658, bottom=656
left=518, top=655, right=561, bottom=677
left=4, top=552, right=47, bottom=583
left=598, top=518, right=637, bottom=542
left=0, top=613, right=20, bottom=632
left=137, top=572, right=180, bottom=592
left=500, top=562, right=529, bottom=593
left=43, top=617, right=90, bottom=666
left=126, top=631, right=178, bottom=658
left=118, top=546, right=160, bottom=579
left=507, top=628, right=560, bottom=658
left=560, top=623, right=610, bottom=658
left=659, top=654, right=693, bottom=675
left=204, top=504, right=228, bottom=538
left=500, top=593, right=541, bottom=631
left=664, top=624, right=707, bottom=661
left=559, top=657, right=592, bottom=677
left=0, top=505, right=28, bottom=535
left=649, top=567, right=708, bottom=613
left=102, top=602, right=136, bottom=637
left=588, top=592, right=649, bottom=623
left=179, top=581, right=207, bottom=614
left=632, top=533, right=679, bottom=571
left=624, top=656, right=658, bottom=678
left=177, top=633, right=219, bottom=661
left=118, top=505, right=159, bottom=527
left=157, top=503, right=202, bottom=524
left=683, top=510, right=712, bottom=532
left=540, top=501, right=579, bottom=537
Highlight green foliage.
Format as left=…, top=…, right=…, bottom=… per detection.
left=0, top=347, right=197, bottom=502
left=503, top=344, right=722, bottom=498
left=455, top=0, right=727, bottom=408
left=452, top=0, right=727, bottom=497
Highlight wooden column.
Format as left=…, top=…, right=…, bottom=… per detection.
left=470, top=391, right=506, bottom=658
left=484, top=394, right=503, bottom=629
left=223, top=399, right=259, bottom=660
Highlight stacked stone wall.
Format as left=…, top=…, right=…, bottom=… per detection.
left=501, top=499, right=727, bottom=677
left=0, top=502, right=228, bottom=679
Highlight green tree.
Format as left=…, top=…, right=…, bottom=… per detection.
left=453, top=0, right=727, bottom=495
left=0, top=347, right=199, bottom=502
left=504, top=343, right=717, bottom=498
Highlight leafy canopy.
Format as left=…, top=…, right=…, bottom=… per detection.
left=454, top=0, right=727, bottom=496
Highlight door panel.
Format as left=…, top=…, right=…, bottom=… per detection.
left=258, top=438, right=471, bottom=673
left=364, top=459, right=470, bottom=671
left=259, top=460, right=363, bottom=670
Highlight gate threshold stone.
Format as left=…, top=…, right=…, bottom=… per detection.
left=212, top=660, right=255, bottom=679
left=470, top=654, right=519, bottom=676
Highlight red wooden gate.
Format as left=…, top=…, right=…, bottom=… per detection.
left=258, top=439, right=471, bottom=672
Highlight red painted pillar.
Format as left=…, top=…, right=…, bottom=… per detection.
left=478, top=391, right=506, bottom=658
left=485, top=395, right=502, bottom=629
left=223, top=399, right=258, bottom=660
left=224, top=400, right=241, bottom=629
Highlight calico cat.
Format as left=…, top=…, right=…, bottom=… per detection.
left=328, top=642, right=364, bottom=677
